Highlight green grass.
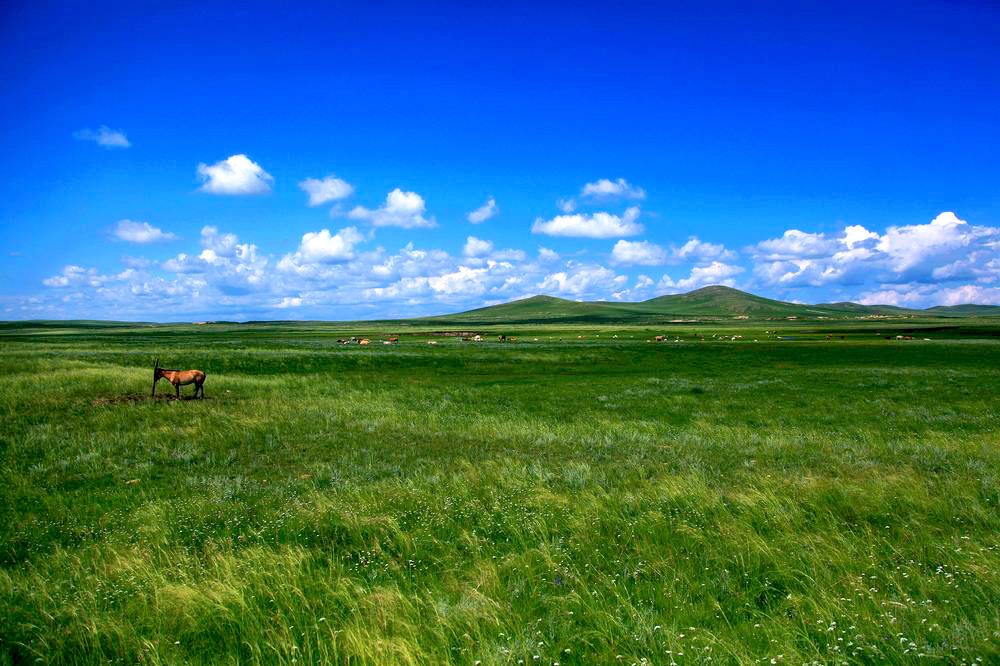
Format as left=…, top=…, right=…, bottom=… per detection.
left=1, top=321, right=998, bottom=664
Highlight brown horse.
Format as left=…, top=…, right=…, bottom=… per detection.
left=152, top=359, right=206, bottom=399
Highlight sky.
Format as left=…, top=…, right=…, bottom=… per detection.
left=1, top=1, right=999, bottom=321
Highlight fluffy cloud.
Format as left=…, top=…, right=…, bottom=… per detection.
left=299, top=175, right=354, bottom=206
left=612, top=274, right=655, bottom=301
left=859, top=283, right=1000, bottom=307
left=73, top=126, right=130, bottom=148
left=538, top=247, right=560, bottom=263
left=532, top=206, right=642, bottom=239
left=537, top=263, right=627, bottom=297
left=611, top=240, right=667, bottom=266
left=557, top=198, right=576, bottom=213
left=113, top=220, right=177, bottom=244
left=671, top=238, right=736, bottom=263
left=754, top=229, right=840, bottom=261
left=162, top=226, right=267, bottom=292
left=467, top=197, right=499, bottom=224
left=876, top=211, right=984, bottom=277
left=197, top=154, right=273, bottom=195
left=349, top=189, right=435, bottom=228
left=275, top=296, right=303, bottom=309
left=581, top=178, right=645, bottom=200
left=43, top=265, right=134, bottom=288
left=22, top=210, right=1000, bottom=321
left=464, top=236, right=494, bottom=257
left=366, top=261, right=518, bottom=302
left=661, top=261, right=745, bottom=291
left=752, top=212, right=999, bottom=289
left=297, top=227, right=365, bottom=262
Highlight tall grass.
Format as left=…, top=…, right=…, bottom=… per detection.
left=1, top=324, right=998, bottom=664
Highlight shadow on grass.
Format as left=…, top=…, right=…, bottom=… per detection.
left=92, top=394, right=210, bottom=405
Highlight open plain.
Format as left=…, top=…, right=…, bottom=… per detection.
left=1, top=314, right=998, bottom=664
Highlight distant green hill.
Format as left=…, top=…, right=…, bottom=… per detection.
left=641, top=286, right=818, bottom=317
left=924, top=304, right=1000, bottom=316
left=422, top=286, right=957, bottom=324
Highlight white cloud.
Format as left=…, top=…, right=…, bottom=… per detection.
left=754, top=229, right=839, bottom=261
left=671, top=238, right=736, bottom=263
left=612, top=275, right=655, bottom=301
left=275, top=227, right=366, bottom=277
left=464, top=236, right=494, bottom=257
left=661, top=261, right=744, bottom=291
left=843, top=225, right=880, bottom=249
left=200, top=226, right=241, bottom=257
left=537, top=263, right=627, bottom=297
left=492, top=248, right=527, bottom=262
left=532, top=206, right=643, bottom=239
left=73, top=126, right=130, bottom=148
left=299, top=176, right=354, bottom=206
left=467, top=197, right=499, bottom=224
left=162, top=227, right=267, bottom=291
left=348, top=188, right=435, bottom=228
left=557, top=198, right=577, bottom=213
left=24, top=209, right=1000, bottom=320
left=611, top=239, right=667, bottom=266
left=428, top=266, right=493, bottom=296
left=275, top=296, right=303, bottom=308
left=859, top=283, right=1000, bottom=307
left=367, top=261, right=517, bottom=302
left=197, top=154, right=274, bottom=195
left=752, top=212, right=1000, bottom=289
left=581, top=178, right=646, bottom=200
left=43, top=265, right=134, bottom=289
left=112, top=219, right=177, bottom=244
left=297, top=227, right=365, bottom=263
left=935, top=284, right=1000, bottom=305
left=538, top=247, right=560, bottom=263
left=876, top=211, right=981, bottom=276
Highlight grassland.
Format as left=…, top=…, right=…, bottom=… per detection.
left=1, top=318, right=998, bottom=664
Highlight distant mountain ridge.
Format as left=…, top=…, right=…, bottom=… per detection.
left=422, top=285, right=1000, bottom=324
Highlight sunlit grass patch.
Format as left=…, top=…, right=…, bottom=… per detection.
left=1, top=323, right=999, bottom=663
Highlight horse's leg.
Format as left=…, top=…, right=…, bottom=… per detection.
left=175, top=383, right=180, bottom=399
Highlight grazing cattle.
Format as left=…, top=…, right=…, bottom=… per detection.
left=359, top=338, right=370, bottom=345
left=427, top=340, right=438, bottom=345
left=473, top=335, right=482, bottom=342
left=336, top=339, right=345, bottom=344
left=498, top=334, right=507, bottom=342
left=655, top=335, right=666, bottom=342
left=388, top=336, right=399, bottom=343
left=152, top=359, right=206, bottom=399
left=509, top=337, right=517, bottom=343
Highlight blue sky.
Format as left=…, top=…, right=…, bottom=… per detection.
left=2, top=1, right=999, bottom=320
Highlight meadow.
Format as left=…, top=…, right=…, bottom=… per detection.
left=1, top=319, right=998, bottom=664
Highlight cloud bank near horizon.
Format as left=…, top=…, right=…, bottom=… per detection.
left=15, top=196, right=1000, bottom=320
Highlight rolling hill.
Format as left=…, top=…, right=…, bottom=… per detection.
left=421, top=285, right=997, bottom=324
